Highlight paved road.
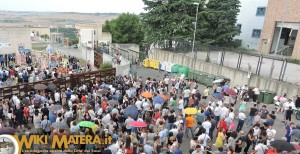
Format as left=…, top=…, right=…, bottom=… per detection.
left=134, top=65, right=298, bottom=153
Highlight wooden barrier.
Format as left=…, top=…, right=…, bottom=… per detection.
left=0, top=68, right=116, bottom=100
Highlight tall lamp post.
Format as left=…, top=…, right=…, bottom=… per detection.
left=192, top=2, right=199, bottom=58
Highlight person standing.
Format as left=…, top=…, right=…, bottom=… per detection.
left=124, top=115, right=134, bottom=135
left=236, top=111, right=246, bottom=132
left=41, top=115, right=51, bottom=135
left=202, top=87, right=209, bottom=100
left=214, top=128, right=225, bottom=148
left=178, top=96, right=184, bottom=113
left=202, top=117, right=211, bottom=135
left=246, top=103, right=258, bottom=127
left=254, top=140, right=268, bottom=154
left=13, top=105, right=25, bottom=132
left=185, top=115, right=195, bottom=139
left=183, top=87, right=191, bottom=107
left=214, top=104, right=221, bottom=124
left=260, top=105, right=269, bottom=124
left=266, top=125, right=276, bottom=146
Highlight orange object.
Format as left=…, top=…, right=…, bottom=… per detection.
left=58, top=67, right=63, bottom=73
left=140, top=91, right=153, bottom=98
left=158, top=94, right=168, bottom=101
left=186, top=116, right=195, bottom=128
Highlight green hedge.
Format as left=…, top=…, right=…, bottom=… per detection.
left=99, top=62, right=113, bottom=70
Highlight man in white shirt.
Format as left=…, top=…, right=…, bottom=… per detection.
left=124, top=115, right=134, bottom=135
left=217, top=99, right=223, bottom=107
left=170, top=124, right=179, bottom=137
left=202, top=118, right=211, bottom=134
left=236, top=111, right=246, bottom=132
left=183, top=87, right=191, bottom=106
left=54, top=91, right=60, bottom=104
left=266, top=125, right=276, bottom=146
left=220, top=106, right=229, bottom=118
left=214, top=104, right=221, bottom=123
left=197, top=133, right=211, bottom=147
left=178, top=96, right=184, bottom=112
left=135, top=99, right=143, bottom=110
left=254, top=140, right=268, bottom=154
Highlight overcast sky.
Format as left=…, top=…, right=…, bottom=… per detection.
left=0, top=0, right=145, bottom=14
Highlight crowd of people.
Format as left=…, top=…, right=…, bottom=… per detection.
left=0, top=63, right=300, bottom=154
left=0, top=53, right=91, bottom=88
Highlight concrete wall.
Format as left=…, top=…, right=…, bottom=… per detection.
left=150, top=49, right=300, bottom=98
left=234, top=0, right=268, bottom=50
left=258, top=0, right=300, bottom=58
left=103, top=53, right=130, bottom=76
left=0, top=27, right=32, bottom=54
left=62, top=47, right=95, bottom=67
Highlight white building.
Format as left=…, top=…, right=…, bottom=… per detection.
left=76, top=25, right=112, bottom=48
left=234, top=0, right=268, bottom=50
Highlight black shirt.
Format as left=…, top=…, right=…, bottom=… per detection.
left=249, top=107, right=258, bottom=116
left=14, top=109, right=24, bottom=122
left=286, top=109, right=293, bottom=118
left=168, top=114, right=176, bottom=123
left=296, top=97, right=300, bottom=108
left=41, top=107, right=49, bottom=117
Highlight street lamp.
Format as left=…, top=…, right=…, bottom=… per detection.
left=192, top=2, right=199, bottom=58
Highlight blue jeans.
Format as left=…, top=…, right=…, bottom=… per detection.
left=236, top=119, right=244, bottom=132
left=185, top=127, right=194, bottom=139
left=246, top=116, right=254, bottom=126
left=167, top=123, right=174, bottom=131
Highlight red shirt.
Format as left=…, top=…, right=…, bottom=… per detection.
left=81, top=95, right=86, bottom=104
left=102, top=101, right=108, bottom=110
left=9, top=69, right=14, bottom=75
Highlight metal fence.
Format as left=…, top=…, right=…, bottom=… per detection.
left=0, top=68, right=116, bottom=100
left=157, top=41, right=299, bottom=86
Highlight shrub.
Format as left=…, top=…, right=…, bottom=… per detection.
left=99, top=62, right=113, bottom=70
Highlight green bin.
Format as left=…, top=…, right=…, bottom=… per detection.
left=201, top=73, right=208, bottom=85
left=206, top=75, right=216, bottom=87
left=258, top=91, right=265, bottom=103
left=188, top=70, right=195, bottom=80
left=263, top=91, right=276, bottom=104
left=171, top=64, right=181, bottom=73
left=193, top=71, right=201, bottom=83
left=178, top=66, right=189, bottom=78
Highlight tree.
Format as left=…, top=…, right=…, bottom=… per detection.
left=197, top=0, right=240, bottom=46
left=141, top=0, right=203, bottom=46
left=141, top=0, right=240, bottom=48
left=102, top=13, right=144, bottom=45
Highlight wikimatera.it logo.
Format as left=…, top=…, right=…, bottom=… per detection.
left=0, top=134, right=112, bottom=154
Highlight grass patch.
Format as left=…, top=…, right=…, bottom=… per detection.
left=32, top=47, right=46, bottom=51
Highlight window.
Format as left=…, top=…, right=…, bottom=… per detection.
left=236, top=24, right=242, bottom=35
left=256, top=7, right=266, bottom=16
left=252, top=29, right=261, bottom=38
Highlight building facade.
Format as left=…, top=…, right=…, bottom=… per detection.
left=0, top=27, right=32, bottom=54
left=30, top=27, right=51, bottom=41
left=234, top=0, right=268, bottom=50
left=258, top=0, right=300, bottom=58
left=76, top=25, right=112, bottom=48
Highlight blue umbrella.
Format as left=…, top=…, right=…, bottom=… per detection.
left=153, top=96, right=165, bottom=104
left=212, top=93, right=224, bottom=99
left=124, top=105, right=138, bottom=120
